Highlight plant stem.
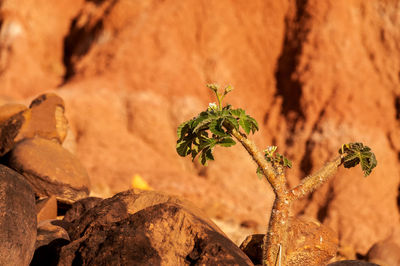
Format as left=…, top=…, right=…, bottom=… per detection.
left=263, top=195, right=292, bottom=265
left=230, top=129, right=283, bottom=193
left=289, top=156, right=343, bottom=200
left=230, top=129, right=290, bottom=265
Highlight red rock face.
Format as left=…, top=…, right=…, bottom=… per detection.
left=1, top=0, right=399, bottom=255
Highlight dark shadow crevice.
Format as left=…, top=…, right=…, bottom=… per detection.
left=395, top=96, right=400, bottom=120
left=316, top=185, right=334, bottom=223
left=397, top=184, right=400, bottom=214
left=273, top=0, right=311, bottom=146
left=61, top=0, right=118, bottom=83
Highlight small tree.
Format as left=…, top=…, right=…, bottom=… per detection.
left=176, top=84, right=377, bottom=266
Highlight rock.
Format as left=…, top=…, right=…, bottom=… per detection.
left=59, top=201, right=252, bottom=265
left=31, top=220, right=71, bottom=266
left=0, top=164, right=36, bottom=265
left=63, top=196, right=103, bottom=223
left=0, top=93, right=68, bottom=156
left=366, top=230, right=400, bottom=266
left=239, top=216, right=338, bottom=266
left=36, top=195, right=58, bottom=223
left=21, top=93, right=69, bottom=143
left=35, top=219, right=70, bottom=249
left=66, top=189, right=224, bottom=240
left=8, top=137, right=90, bottom=203
left=328, top=260, right=380, bottom=266
left=286, top=216, right=338, bottom=265
left=0, top=103, right=27, bottom=124
left=0, top=108, right=27, bottom=156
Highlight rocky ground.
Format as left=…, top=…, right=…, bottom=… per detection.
left=0, top=95, right=384, bottom=265
left=0, top=0, right=399, bottom=265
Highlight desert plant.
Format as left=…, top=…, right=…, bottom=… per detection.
left=176, top=84, right=377, bottom=266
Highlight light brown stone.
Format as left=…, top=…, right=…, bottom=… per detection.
left=16, top=93, right=68, bottom=144
left=240, top=216, right=338, bottom=266
left=36, top=196, right=58, bottom=223
left=0, top=93, right=68, bottom=156
left=8, top=137, right=90, bottom=203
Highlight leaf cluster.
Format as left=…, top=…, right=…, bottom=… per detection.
left=339, top=142, right=377, bottom=176
left=265, top=152, right=292, bottom=169
left=256, top=146, right=292, bottom=178
left=176, top=105, right=259, bottom=165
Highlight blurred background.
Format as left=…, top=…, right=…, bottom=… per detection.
left=0, top=0, right=399, bottom=259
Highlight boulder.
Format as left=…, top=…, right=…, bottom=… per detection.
left=8, top=137, right=90, bottom=203
left=66, top=189, right=224, bottom=240
left=0, top=108, right=27, bottom=156
left=60, top=202, right=252, bottom=265
left=0, top=93, right=68, bottom=156
left=63, top=196, right=103, bottom=223
left=0, top=164, right=36, bottom=265
left=59, top=189, right=252, bottom=265
left=239, top=216, right=338, bottom=266
left=22, top=93, right=68, bottom=143
left=36, top=195, right=58, bottom=223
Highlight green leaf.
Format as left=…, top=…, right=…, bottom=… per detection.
left=342, top=153, right=359, bottom=168
left=176, top=86, right=261, bottom=166
left=192, top=114, right=214, bottom=133
left=218, top=137, right=236, bottom=147
left=224, top=116, right=239, bottom=131
left=177, top=120, right=190, bottom=139
left=230, top=108, right=245, bottom=117
left=176, top=140, right=191, bottom=157
left=191, top=148, right=199, bottom=161
left=230, top=108, right=258, bottom=135
left=198, top=137, right=216, bottom=150
left=263, top=148, right=292, bottom=169
left=200, top=147, right=215, bottom=165
left=283, top=157, right=292, bottom=168
left=339, top=142, right=377, bottom=177
left=246, top=115, right=259, bottom=133
left=209, top=118, right=228, bottom=137
left=360, top=150, right=377, bottom=176
left=239, top=117, right=251, bottom=135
